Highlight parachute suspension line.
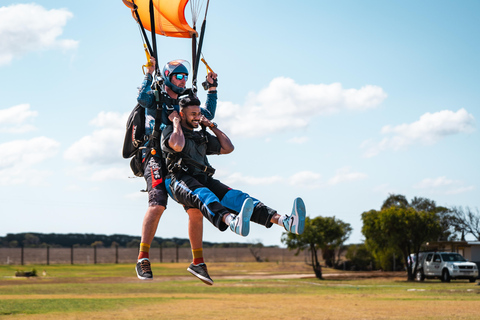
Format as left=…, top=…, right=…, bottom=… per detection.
left=131, top=0, right=154, bottom=57
left=191, top=0, right=210, bottom=94
left=148, top=0, right=160, bottom=76
left=190, top=0, right=207, bottom=26
left=203, top=0, right=210, bottom=21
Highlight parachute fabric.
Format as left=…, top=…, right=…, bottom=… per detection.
left=123, top=0, right=197, bottom=38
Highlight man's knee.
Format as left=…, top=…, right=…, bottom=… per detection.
left=148, top=205, right=166, bottom=217
left=187, top=208, right=203, bottom=222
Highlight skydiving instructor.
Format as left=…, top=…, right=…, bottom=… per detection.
left=135, top=56, right=218, bottom=281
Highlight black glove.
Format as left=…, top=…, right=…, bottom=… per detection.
left=202, top=77, right=218, bottom=90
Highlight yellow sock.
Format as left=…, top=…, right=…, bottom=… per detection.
left=138, top=243, right=150, bottom=260
left=192, top=248, right=204, bottom=265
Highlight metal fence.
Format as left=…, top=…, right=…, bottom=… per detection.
left=0, top=246, right=308, bottom=265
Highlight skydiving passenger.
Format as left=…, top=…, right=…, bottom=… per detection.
left=161, top=95, right=306, bottom=285
left=135, top=57, right=218, bottom=281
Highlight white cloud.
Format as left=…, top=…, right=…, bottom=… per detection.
left=217, top=167, right=365, bottom=189
left=0, top=4, right=78, bottom=65
left=287, top=136, right=309, bottom=144
left=64, top=111, right=128, bottom=165
left=328, top=167, right=368, bottom=185
left=89, top=167, right=133, bottom=181
left=413, top=176, right=474, bottom=195
left=289, top=171, right=323, bottom=189
left=125, top=191, right=147, bottom=201
left=445, top=186, right=475, bottom=195
left=216, top=77, right=387, bottom=137
left=0, top=104, right=37, bottom=133
left=0, top=136, right=60, bottom=186
left=413, top=176, right=456, bottom=189
left=221, top=172, right=284, bottom=186
left=362, top=109, right=475, bottom=157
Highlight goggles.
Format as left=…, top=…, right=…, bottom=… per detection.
left=174, top=74, right=188, bottom=81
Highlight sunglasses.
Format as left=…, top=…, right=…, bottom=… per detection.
left=174, top=74, right=188, bottom=81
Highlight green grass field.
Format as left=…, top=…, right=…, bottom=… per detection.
left=1, top=262, right=479, bottom=319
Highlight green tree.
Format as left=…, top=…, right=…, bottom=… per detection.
left=91, top=241, right=104, bottom=247
left=9, top=240, right=19, bottom=248
left=282, top=216, right=352, bottom=279
left=345, top=244, right=374, bottom=271
left=362, top=194, right=443, bottom=281
left=23, top=234, right=40, bottom=247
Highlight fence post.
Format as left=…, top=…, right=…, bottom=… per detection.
left=176, top=244, right=179, bottom=263
left=115, top=244, right=119, bottom=264
left=94, top=245, right=97, bottom=264
left=21, top=246, right=24, bottom=265
left=160, top=243, right=163, bottom=263
left=71, top=246, right=74, bottom=265
left=47, top=246, right=50, bottom=265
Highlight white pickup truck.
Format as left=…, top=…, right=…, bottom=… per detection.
left=413, top=252, right=478, bottom=283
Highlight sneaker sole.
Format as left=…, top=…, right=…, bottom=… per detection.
left=294, top=197, right=306, bottom=235
left=187, top=267, right=214, bottom=285
left=238, top=198, right=254, bottom=236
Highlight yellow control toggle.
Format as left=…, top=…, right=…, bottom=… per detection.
left=142, top=44, right=153, bottom=75
left=201, top=57, right=214, bottom=74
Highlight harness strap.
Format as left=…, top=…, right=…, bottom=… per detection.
left=149, top=91, right=179, bottom=150
left=165, top=153, right=215, bottom=176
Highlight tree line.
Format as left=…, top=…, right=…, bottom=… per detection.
left=0, top=233, right=263, bottom=249
left=282, top=194, right=480, bottom=281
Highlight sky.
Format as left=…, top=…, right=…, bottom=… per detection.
left=1, top=1, right=479, bottom=247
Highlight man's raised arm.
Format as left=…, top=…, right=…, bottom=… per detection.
left=167, top=111, right=185, bottom=152
left=200, top=116, right=234, bottom=154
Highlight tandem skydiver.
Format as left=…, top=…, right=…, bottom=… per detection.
left=135, top=57, right=218, bottom=283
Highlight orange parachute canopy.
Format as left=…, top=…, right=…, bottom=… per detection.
left=123, top=0, right=197, bottom=38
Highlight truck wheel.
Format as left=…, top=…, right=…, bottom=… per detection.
left=441, top=269, right=451, bottom=283
left=415, top=269, right=425, bottom=281
left=469, top=277, right=476, bottom=283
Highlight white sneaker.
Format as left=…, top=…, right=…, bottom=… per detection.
left=283, top=197, right=306, bottom=235
left=230, top=198, right=254, bottom=236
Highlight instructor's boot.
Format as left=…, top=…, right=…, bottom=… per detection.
left=283, top=197, right=306, bottom=235
left=230, top=198, right=253, bottom=237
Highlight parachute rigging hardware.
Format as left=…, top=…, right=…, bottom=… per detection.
left=123, top=0, right=211, bottom=93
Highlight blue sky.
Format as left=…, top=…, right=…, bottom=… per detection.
left=1, top=1, right=479, bottom=247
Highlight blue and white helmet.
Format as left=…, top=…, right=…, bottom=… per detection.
left=161, top=59, right=190, bottom=94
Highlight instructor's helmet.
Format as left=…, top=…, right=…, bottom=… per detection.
left=162, top=59, right=190, bottom=94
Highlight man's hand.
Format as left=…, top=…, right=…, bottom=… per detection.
left=206, top=71, right=218, bottom=91
left=146, top=57, right=156, bottom=75
left=200, top=115, right=212, bottom=128
left=168, top=110, right=185, bottom=152
left=169, top=110, right=181, bottom=125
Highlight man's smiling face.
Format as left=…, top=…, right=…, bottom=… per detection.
left=181, top=104, right=201, bottom=129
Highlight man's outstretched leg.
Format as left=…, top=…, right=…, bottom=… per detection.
left=185, top=208, right=214, bottom=285
left=136, top=205, right=165, bottom=280
left=167, top=174, right=254, bottom=236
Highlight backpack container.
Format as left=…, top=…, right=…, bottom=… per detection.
left=122, top=104, right=146, bottom=177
